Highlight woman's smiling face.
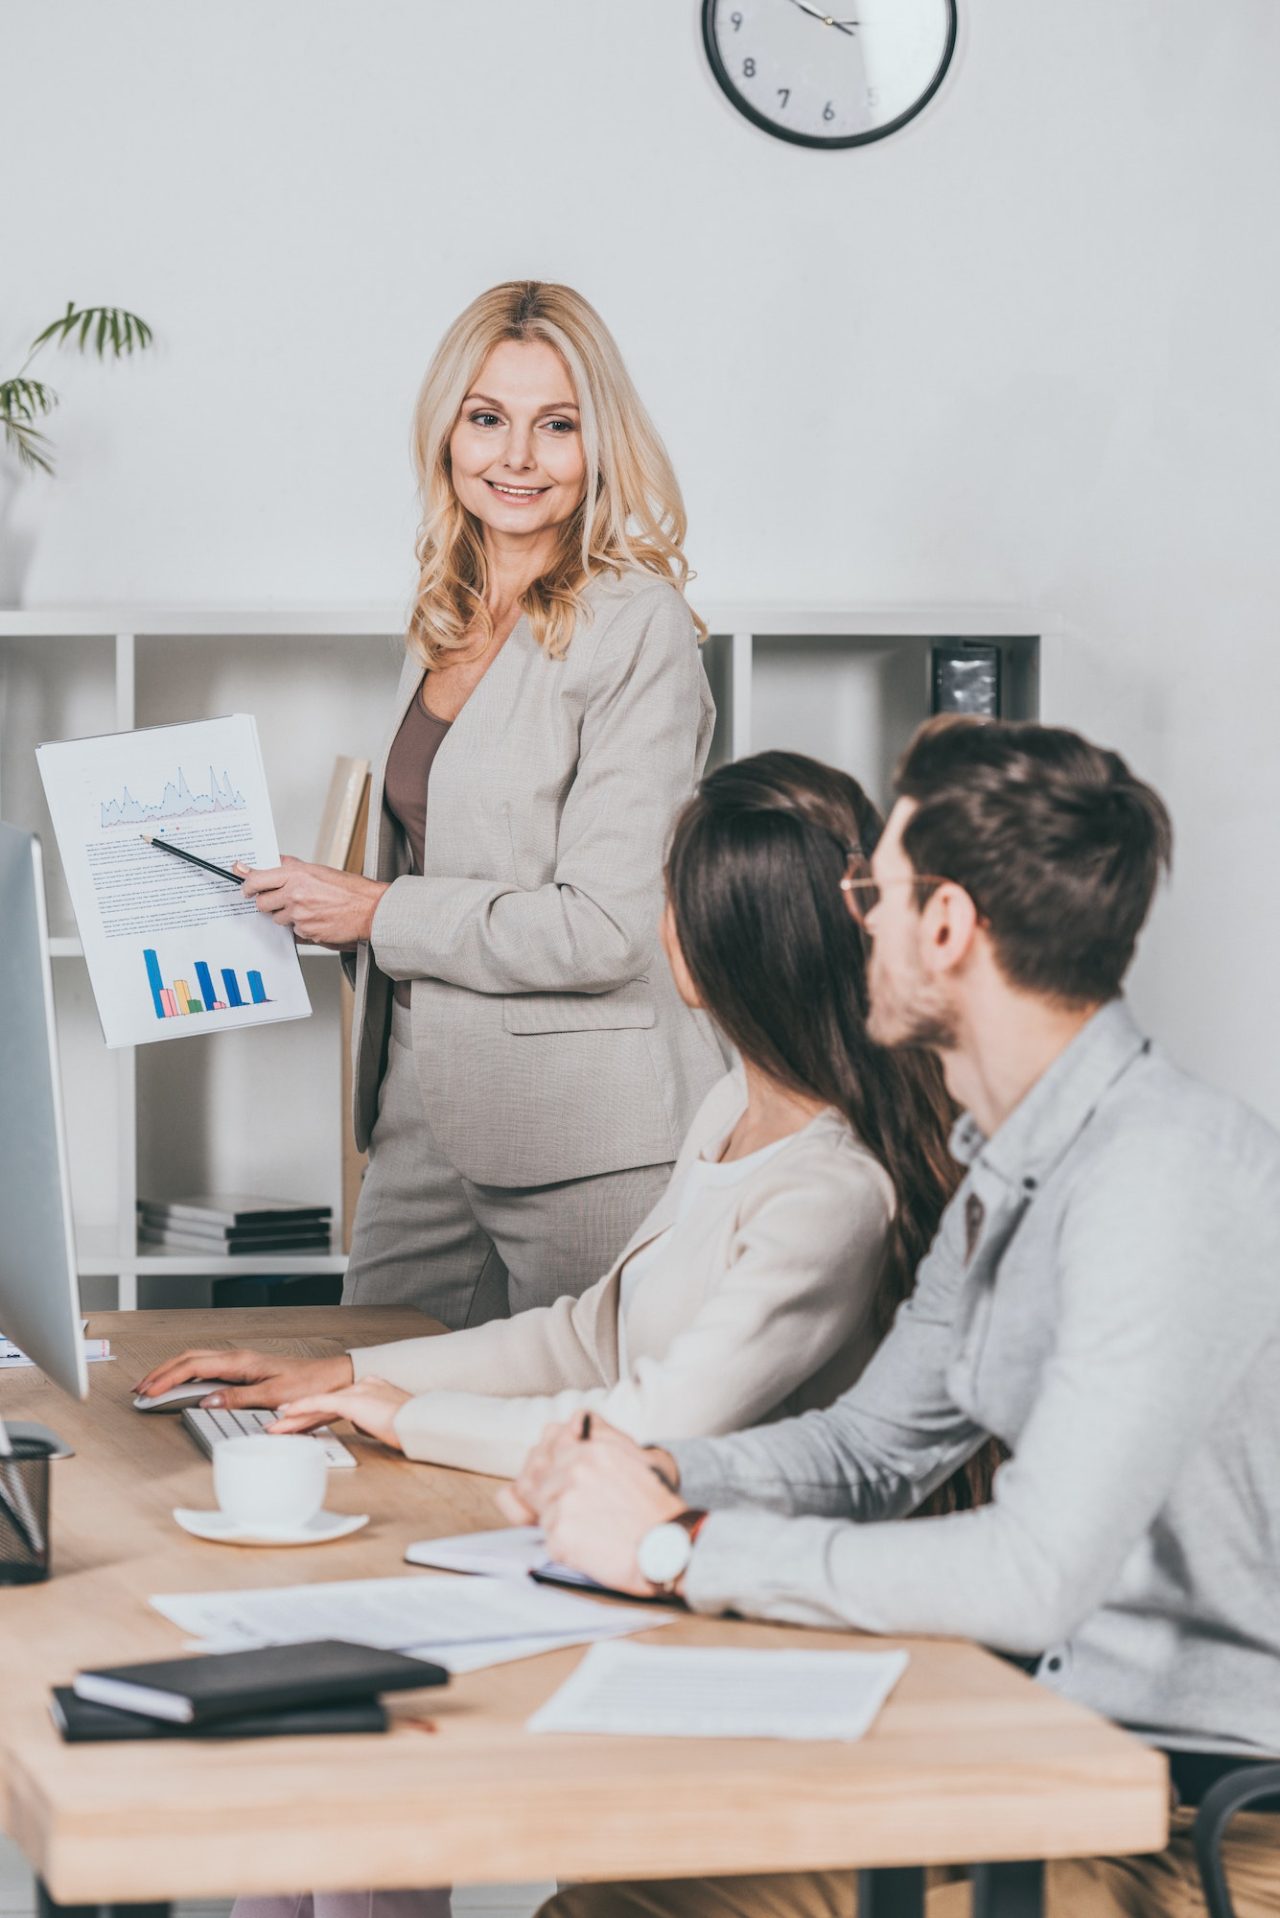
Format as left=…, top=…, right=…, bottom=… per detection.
left=448, top=338, right=587, bottom=545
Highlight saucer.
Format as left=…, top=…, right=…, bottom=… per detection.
left=173, top=1507, right=370, bottom=1547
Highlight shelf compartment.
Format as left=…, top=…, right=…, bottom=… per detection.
left=750, top=632, right=1038, bottom=812
left=135, top=956, right=345, bottom=1243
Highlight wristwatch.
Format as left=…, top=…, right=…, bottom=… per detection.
left=636, top=1508, right=708, bottom=1595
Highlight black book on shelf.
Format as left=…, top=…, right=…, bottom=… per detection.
left=138, top=1219, right=332, bottom=1249
left=137, top=1194, right=333, bottom=1229
left=140, top=1232, right=332, bottom=1257
left=138, top=1208, right=330, bottom=1233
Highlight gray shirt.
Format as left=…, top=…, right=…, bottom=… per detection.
left=672, top=1000, right=1280, bottom=1755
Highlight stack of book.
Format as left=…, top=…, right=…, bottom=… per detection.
left=137, top=1195, right=333, bottom=1257
left=54, top=1640, right=447, bottom=1743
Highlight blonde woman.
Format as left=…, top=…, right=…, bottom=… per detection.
left=234, top=283, right=724, bottom=1326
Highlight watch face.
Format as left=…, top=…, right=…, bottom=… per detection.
left=702, top=0, right=957, bottom=149
left=638, top=1520, right=694, bottom=1587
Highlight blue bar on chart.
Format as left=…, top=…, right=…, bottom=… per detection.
left=194, top=961, right=222, bottom=1013
left=143, top=948, right=166, bottom=1021
left=145, top=949, right=269, bottom=1020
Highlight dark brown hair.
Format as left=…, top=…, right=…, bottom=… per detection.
left=894, top=716, right=1173, bottom=1006
left=666, top=751, right=997, bottom=1514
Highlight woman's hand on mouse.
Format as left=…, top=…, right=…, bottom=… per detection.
left=133, top=1347, right=354, bottom=1410
left=233, top=857, right=389, bottom=948
left=268, top=1377, right=411, bottom=1450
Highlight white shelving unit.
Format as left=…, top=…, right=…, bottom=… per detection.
left=0, top=603, right=1044, bottom=1310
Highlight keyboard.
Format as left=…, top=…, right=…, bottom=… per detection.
left=181, top=1404, right=357, bottom=1469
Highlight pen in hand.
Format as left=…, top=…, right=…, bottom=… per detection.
left=140, top=831, right=245, bottom=887
left=580, top=1413, right=592, bottom=1441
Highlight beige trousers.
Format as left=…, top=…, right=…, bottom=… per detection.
left=537, top=1809, right=1280, bottom=1918
left=343, top=1005, right=671, bottom=1328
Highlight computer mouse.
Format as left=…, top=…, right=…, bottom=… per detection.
left=132, top=1380, right=237, bottom=1411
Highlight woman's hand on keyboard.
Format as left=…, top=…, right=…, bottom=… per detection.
left=133, top=1346, right=354, bottom=1410
left=269, top=1377, right=411, bottom=1450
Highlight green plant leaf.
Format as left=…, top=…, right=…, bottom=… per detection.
left=29, top=304, right=154, bottom=360
left=0, top=378, right=59, bottom=423
left=2, top=416, right=56, bottom=475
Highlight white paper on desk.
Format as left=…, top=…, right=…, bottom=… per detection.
left=150, top=1573, right=669, bottom=1672
left=404, top=1525, right=600, bottom=1590
left=406, top=1526, right=550, bottom=1578
left=36, top=715, right=309, bottom=1048
left=528, top=1642, right=909, bottom=1741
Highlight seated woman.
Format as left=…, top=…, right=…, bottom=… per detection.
left=137, top=750, right=959, bottom=1478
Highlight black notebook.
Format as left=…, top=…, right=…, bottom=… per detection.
left=141, top=1195, right=333, bottom=1228
left=51, top=1688, right=389, bottom=1743
left=73, top=1639, right=448, bottom=1724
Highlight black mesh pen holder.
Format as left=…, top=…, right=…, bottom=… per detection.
left=0, top=1436, right=54, bottom=1583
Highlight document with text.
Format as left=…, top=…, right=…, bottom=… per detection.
left=37, top=715, right=310, bottom=1048
left=149, top=1573, right=670, bottom=1673
left=528, top=1641, right=910, bottom=1741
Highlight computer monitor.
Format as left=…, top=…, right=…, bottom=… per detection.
left=0, top=821, right=87, bottom=1405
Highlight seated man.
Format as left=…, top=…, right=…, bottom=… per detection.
left=508, top=715, right=1280, bottom=1918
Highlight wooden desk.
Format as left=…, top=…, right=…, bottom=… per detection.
left=0, top=1309, right=1168, bottom=1917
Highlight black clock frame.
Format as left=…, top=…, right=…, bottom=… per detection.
left=700, top=0, right=958, bottom=150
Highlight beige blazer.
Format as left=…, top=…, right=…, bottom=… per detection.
left=350, top=570, right=725, bottom=1186
left=350, top=1069, right=897, bottom=1478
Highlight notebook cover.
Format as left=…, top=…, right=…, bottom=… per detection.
left=51, top=1688, right=389, bottom=1742
left=138, top=1225, right=332, bottom=1253
left=74, top=1639, right=448, bottom=1723
left=138, top=1212, right=333, bottom=1242
left=140, top=1195, right=334, bottom=1227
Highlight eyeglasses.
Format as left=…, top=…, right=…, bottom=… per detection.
left=840, top=859, right=953, bottom=926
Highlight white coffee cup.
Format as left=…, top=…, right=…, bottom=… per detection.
left=213, top=1433, right=327, bottom=1531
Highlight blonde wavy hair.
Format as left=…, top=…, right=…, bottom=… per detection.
left=407, top=281, right=704, bottom=665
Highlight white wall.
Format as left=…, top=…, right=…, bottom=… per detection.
left=4, top=0, right=1278, bottom=1120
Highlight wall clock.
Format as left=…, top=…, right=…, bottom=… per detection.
left=702, top=0, right=957, bottom=149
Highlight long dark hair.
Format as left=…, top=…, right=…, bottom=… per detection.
left=666, top=751, right=999, bottom=1514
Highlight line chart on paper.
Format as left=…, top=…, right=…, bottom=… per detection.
left=99, top=765, right=247, bottom=830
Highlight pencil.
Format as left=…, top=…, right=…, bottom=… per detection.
left=140, top=831, right=244, bottom=887
left=580, top=1413, right=592, bottom=1441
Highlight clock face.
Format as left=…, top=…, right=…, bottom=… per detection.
left=702, top=0, right=957, bottom=149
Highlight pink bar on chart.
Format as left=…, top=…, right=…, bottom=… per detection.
left=160, top=988, right=178, bottom=1017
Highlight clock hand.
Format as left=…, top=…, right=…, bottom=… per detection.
left=784, top=0, right=858, bottom=35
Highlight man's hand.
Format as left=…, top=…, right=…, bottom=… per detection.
left=499, top=1416, right=687, bottom=1595
left=270, top=1377, right=411, bottom=1450
left=133, top=1347, right=354, bottom=1410
left=236, top=857, right=389, bottom=948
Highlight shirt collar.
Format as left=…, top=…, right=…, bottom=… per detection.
left=949, top=998, right=1151, bottom=1189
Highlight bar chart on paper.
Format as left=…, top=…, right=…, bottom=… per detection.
left=37, top=715, right=311, bottom=1048
left=143, top=949, right=270, bottom=1020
